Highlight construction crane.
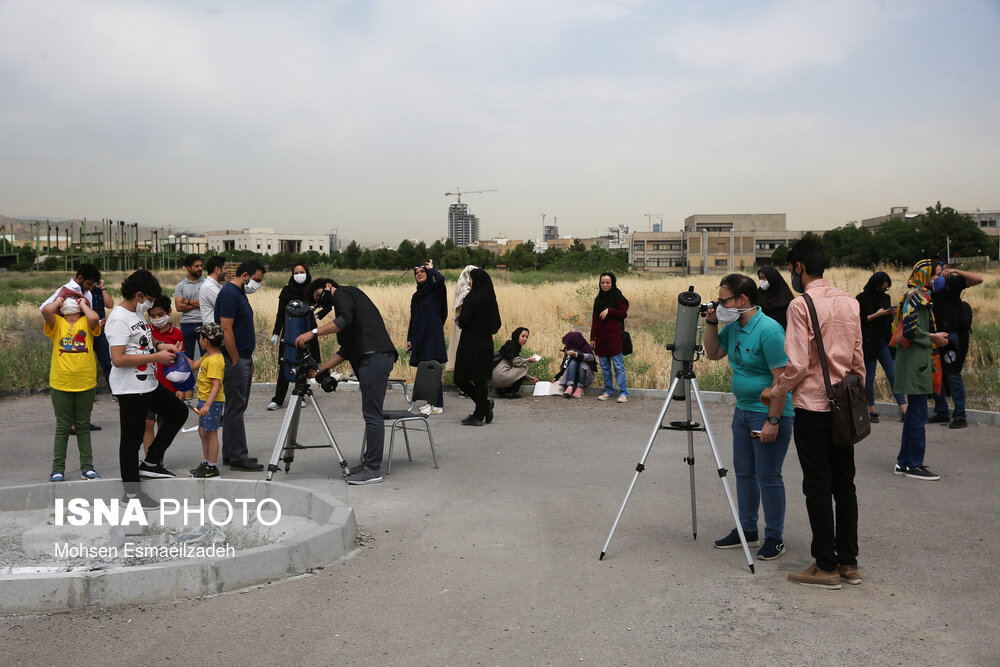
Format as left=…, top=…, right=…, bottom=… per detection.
left=445, top=188, right=497, bottom=203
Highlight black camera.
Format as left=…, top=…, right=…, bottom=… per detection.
left=290, top=350, right=338, bottom=393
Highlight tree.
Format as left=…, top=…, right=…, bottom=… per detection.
left=505, top=242, right=537, bottom=270
left=342, top=241, right=362, bottom=269
left=570, top=239, right=587, bottom=253
left=822, top=223, right=875, bottom=267
left=918, top=201, right=992, bottom=259
left=537, top=246, right=564, bottom=269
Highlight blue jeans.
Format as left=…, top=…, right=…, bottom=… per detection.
left=180, top=322, right=203, bottom=361
left=865, top=339, right=905, bottom=408
left=897, top=394, right=929, bottom=469
left=563, top=358, right=587, bottom=387
left=731, top=408, right=792, bottom=541
left=933, top=374, right=966, bottom=420
left=598, top=354, right=628, bottom=397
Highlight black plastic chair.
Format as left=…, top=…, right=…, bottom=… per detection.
left=360, top=360, right=441, bottom=474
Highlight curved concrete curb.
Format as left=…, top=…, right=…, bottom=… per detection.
left=0, top=478, right=355, bottom=615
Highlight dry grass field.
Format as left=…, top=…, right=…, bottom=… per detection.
left=2, top=267, right=999, bottom=409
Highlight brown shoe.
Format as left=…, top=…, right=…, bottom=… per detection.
left=787, top=563, right=842, bottom=590
left=837, top=564, right=862, bottom=585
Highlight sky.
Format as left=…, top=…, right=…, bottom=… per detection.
left=1, top=0, right=998, bottom=246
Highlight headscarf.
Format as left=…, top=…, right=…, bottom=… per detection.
left=593, top=272, right=627, bottom=314
left=411, top=266, right=448, bottom=323
left=562, top=331, right=593, bottom=356
left=279, top=265, right=313, bottom=301
left=463, top=268, right=501, bottom=334
left=895, top=259, right=937, bottom=345
left=756, top=266, right=794, bottom=311
left=498, top=327, right=528, bottom=360
left=862, top=271, right=892, bottom=296
left=453, top=265, right=477, bottom=311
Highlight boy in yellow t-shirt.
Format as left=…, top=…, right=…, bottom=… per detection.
left=42, top=293, right=103, bottom=481
left=188, top=323, right=226, bottom=479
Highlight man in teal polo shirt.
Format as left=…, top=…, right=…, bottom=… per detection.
left=703, top=273, right=794, bottom=561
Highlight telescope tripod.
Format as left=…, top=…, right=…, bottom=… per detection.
left=265, top=379, right=348, bottom=482
left=599, top=360, right=755, bottom=573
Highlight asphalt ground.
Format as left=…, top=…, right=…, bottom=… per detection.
left=1, top=386, right=999, bottom=665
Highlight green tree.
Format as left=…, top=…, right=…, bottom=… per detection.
left=505, top=242, right=537, bottom=270
left=357, top=248, right=375, bottom=269
left=570, top=239, right=587, bottom=253
left=396, top=239, right=421, bottom=269
left=822, top=223, right=875, bottom=267
left=918, top=201, right=992, bottom=259
left=537, top=246, right=565, bottom=268
left=342, top=241, right=362, bottom=269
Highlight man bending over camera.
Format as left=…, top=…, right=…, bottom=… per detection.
left=296, top=278, right=398, bottom=485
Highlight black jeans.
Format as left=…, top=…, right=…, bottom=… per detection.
left=359, top=352, right=395, bottom=471
left=271, top=360, right=291, bottom=406
left=792, top=408, right=859, bottom=571
left=118, top=385, right=188, bottom=483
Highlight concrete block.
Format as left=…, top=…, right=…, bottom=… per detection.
left=22, top=523, right=125, bottom=557
left=214, top=543, right=293, bottom=592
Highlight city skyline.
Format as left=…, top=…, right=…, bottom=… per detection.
left=1, top=1, right=997, bottom=244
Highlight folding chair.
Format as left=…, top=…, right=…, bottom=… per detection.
left=360, top=360, right=441, bottom=474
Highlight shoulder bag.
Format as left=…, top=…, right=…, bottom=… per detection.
left=802, top=293, right=871, bottom=447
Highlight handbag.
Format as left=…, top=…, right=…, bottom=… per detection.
left=803, top=293, right=871, bottom=448
left=620, top=323, right=633, bottom=356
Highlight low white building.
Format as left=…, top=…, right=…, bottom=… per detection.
left=204, top=228, right=329, bottom=255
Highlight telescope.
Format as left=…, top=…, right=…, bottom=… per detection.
left=667, top=287, right=717, bottom=399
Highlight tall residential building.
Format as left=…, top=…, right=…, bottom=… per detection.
left=448, top=203, right=479, bottom=246
left=543, top=224, right=559, bottom=241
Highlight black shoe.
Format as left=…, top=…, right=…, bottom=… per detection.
left=486, top=399, right=495, bottom=424
left=904, top=465, right=940, bottom=481
left=190, top=462, right=208, bottom=477
left=223, top=457, right=258, bottom=466
left=714, top=528, right=759, bottom=549
left=230, top=459, right=265, bottom=471
left=507, top=392, right=522, bottom=399
left=869, top=412, right=879, bottom=424
left=120, top=490, right=159, bottom=511
left=461, top=416, right=484, bottom=426
left=948, top=418, right=967, bottom=429
left=927, top=413, right=950, bottom=424
left=89, top=423, right=102, bottom=431
left=138, top=461, right=176, bottom=478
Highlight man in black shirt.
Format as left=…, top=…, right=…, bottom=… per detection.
left=296, top=278, right=398, bottom=485
left=929, top=264, right=982, bottom=429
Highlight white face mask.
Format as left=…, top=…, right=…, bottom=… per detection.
left=293, top=273, right=307, bottom=284
left=135, top=297, right=154, bottom=315
left=759, top=280, right=770, bottom=291
left=151, top=315, right=170, bottom=328
left=61, top=298, right=81, bottom=315
left=244, top=278, right=261, bottom=295
left=716, top=302, right=754, bottom=325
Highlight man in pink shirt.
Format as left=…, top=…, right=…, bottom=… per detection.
left=761, top=239, right=865, bottom=590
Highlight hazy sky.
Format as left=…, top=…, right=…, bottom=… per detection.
left=1, top=0, right=998, bottom=245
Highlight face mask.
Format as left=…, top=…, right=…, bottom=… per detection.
left=932, top=275, right=945, bottom=292
left=151, top=315, right=170, bottom=328
left=136, top=297, right=153, bottom=315
left=791, top=269, right=804, bottom=294
left=61, top=298, right=81, bottom=315
left=244, top=278, right=261, bottom=295
left=716, top=305, right=742, bottom=324
left=759, top=280, right=770, bottom=291
left=293, top=273, right=307, bottom=284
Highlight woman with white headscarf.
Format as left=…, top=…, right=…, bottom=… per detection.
left=445, top=265, right=477, bottom=372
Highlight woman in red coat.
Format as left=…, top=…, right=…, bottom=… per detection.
left=589, top=272, right=630, bottom=403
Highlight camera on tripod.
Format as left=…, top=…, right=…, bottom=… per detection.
left=289, top=350, right=338, bottom=393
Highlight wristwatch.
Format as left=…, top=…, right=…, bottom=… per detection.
left=767, top=416, right=780, bottom=425
left=311, top=328, right=319, bottom=336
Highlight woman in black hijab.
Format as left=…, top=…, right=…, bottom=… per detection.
left=856, top=270, right=905, bottom=422
left=454, top=268, right=502, bottom=425
left=492, top=327, right=539, bottom=398
left=268, top=264, right=319, bottom=410
left=755, top=266, right=794, bottom=330
left=590, top=272, right=630, bottom=402
left=406, top=260, right=448, bottom=413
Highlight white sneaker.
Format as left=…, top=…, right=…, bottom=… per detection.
left=266, top=402, right=279, bottom=411
left=420, top=405, right=443, bottom=416
left=597, top=393, right=612, bottom=401
left=617, top=395, right=629, bottom=403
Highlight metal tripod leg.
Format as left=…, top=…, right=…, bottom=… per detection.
left=305, top=392, right=348, bottom=475
left=266, top=397, right=301, bottom=482
left=683, top=377, right=698, bottom=539
left=690, top=377, right=755, bottom=573
left=600, top=375, right=680, bottom=560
